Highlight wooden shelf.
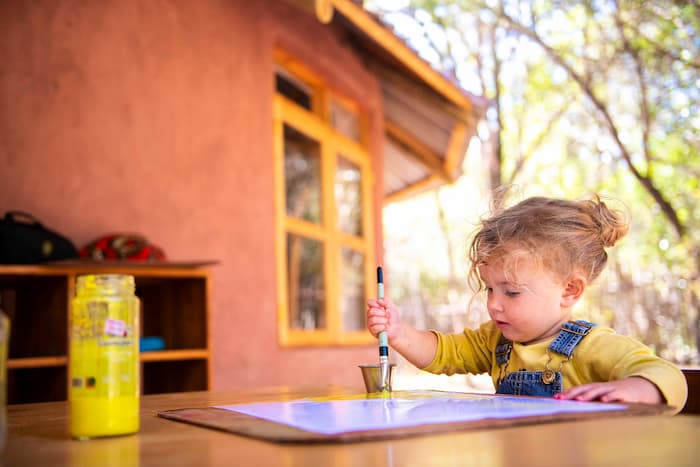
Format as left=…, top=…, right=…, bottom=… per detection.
left=7, top=350, right=210, bottom=369
left=140, top=349, right=209, bottom=362
left=0, top=262, right=212, bottom=404
left=8, top=356, right=67, bottom=369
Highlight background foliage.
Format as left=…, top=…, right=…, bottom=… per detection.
left=368, top=0, right=699, bottom=365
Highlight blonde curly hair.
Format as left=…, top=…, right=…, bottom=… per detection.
left=467, top=194, right=629, bottom=293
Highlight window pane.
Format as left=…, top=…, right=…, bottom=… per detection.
left=284, top=125, right=322, bottom=224
left=287, top=234, right=326, bottom=330
left=331, top=98, right=361, bottom=142
left=335, top=156, right=363, bottom=236
left=339, top=247, right=365, bottom=332
left=276, top=70, right=312, bottom=110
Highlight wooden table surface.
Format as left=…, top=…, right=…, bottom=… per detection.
left=2, top=386, right=699, bottom=466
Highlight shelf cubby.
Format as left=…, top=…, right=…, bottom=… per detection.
left=0, top=261, right=212, bottom=404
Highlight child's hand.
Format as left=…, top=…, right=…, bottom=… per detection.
left=555, top=376, right=664, bottom=405
left=367, top=298, right=438, bottom=368
left=367, top=297, right=400, bottom=341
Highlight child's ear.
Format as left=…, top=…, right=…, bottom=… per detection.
left=561, top=274, right=587, bottom=307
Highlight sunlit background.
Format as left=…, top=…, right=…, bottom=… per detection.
left=366, top=0, right=699, bottom=391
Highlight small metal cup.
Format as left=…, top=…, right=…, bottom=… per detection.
left=359, top=363, right=396, bottom=393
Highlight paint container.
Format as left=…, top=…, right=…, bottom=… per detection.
left=70, top=274, right=140, bottom=439
left=359, top=363, right=396, bottom=393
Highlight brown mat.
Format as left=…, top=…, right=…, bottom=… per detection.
left=157, top=392, right=672, bottom=444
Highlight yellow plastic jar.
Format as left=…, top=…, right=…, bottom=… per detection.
left=70, top=274, right=139, bottom=439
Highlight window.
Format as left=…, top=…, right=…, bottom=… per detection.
left=274, top=50, right=375, bottom=346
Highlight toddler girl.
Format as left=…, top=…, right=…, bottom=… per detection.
left=367, top=195, right=688, bottom=412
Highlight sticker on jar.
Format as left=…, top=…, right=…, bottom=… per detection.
left=104, top=318, right=128, bottom=337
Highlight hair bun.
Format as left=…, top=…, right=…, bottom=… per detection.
left=587, top=195, right=629, bottom=248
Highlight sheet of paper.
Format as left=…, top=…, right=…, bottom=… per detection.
left=215, top=392, right=627, bottom=435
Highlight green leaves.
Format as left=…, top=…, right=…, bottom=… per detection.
left=374, top=0, right=699, bottom=364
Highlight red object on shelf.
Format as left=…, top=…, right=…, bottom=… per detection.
left=80, top=234, right=166, bottom=261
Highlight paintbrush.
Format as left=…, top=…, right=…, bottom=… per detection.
left=377, top=266, right=390, bottom=393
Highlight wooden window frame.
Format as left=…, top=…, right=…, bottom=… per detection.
left=274, top=50, right=376, bottom=347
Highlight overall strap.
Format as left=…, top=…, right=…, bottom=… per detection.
left=495, top=334, right=512, bottom=365
left=548, top=320, right=596, bottom=357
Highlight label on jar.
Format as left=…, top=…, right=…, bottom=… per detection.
left=70, top=300, right=137, bottom=398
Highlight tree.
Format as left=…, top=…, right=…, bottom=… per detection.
left=369, top=0, right=699, bottom=363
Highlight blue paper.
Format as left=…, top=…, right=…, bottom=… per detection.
left=215, top=391, right=627, bottom=435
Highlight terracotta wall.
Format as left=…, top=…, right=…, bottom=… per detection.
left=0, top=0, right=384, bottom=389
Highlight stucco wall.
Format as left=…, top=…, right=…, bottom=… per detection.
left=0, top=0, right=385, bottom=390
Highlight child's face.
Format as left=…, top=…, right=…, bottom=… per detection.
left=479, top=258, right=572, bottom=344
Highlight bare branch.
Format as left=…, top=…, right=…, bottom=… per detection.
left=487, top=22, right=503, bottom=191
left=497, top=8, right=686, bottom=237
left=619, top=7, right=700, bottom=70
left=613, top=3, right=652, bottom=169
left=506, top=103, right=570, bottom=185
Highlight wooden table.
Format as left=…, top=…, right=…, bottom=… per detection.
left=3, top=386, right=699, bottom=466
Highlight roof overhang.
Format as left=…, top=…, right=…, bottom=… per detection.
left=285, top=0, right=488, bottom=203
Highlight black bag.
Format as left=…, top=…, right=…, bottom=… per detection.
left=0, top=211, right=79, bottom=264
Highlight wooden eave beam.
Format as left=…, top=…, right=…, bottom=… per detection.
left=331, top=0, right=474, bottom=113
left=384, top=175, right=442, bottom=205
left=385, top=120, right=453, bottom=183
left=367, top=58, right=476, bottom=127
left=444, top=122, right=469, bottom=177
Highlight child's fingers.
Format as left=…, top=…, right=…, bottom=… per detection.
left=367, top=317, right=389, bottom=336
left=367, top=302, right=388, bottom=319
left=366, top=297, right=398, bottom=339
left=574, top=386, right=616, bottom=402
left=599, top=390, right=625, bottom=403
left=368, top=312, right=389, bottom=324
left=556, top=383, right=617, bottom=402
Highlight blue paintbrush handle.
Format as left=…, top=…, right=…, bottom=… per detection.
left=377, top=267, right=389, bottom=391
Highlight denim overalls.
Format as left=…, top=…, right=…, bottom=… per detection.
left=495, top=320, right=596, bottom=397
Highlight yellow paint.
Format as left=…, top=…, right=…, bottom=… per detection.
left=70, top=275, right=140, bottom=439
left=70, top=396, right=139, bottom=439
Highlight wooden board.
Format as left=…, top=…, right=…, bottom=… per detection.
left=43, top=259, right=219, bottom=268
left=157, top=392, right=673, bottom=444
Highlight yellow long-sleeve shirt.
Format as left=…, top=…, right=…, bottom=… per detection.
left=422, top=320, right=688, bottom=414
